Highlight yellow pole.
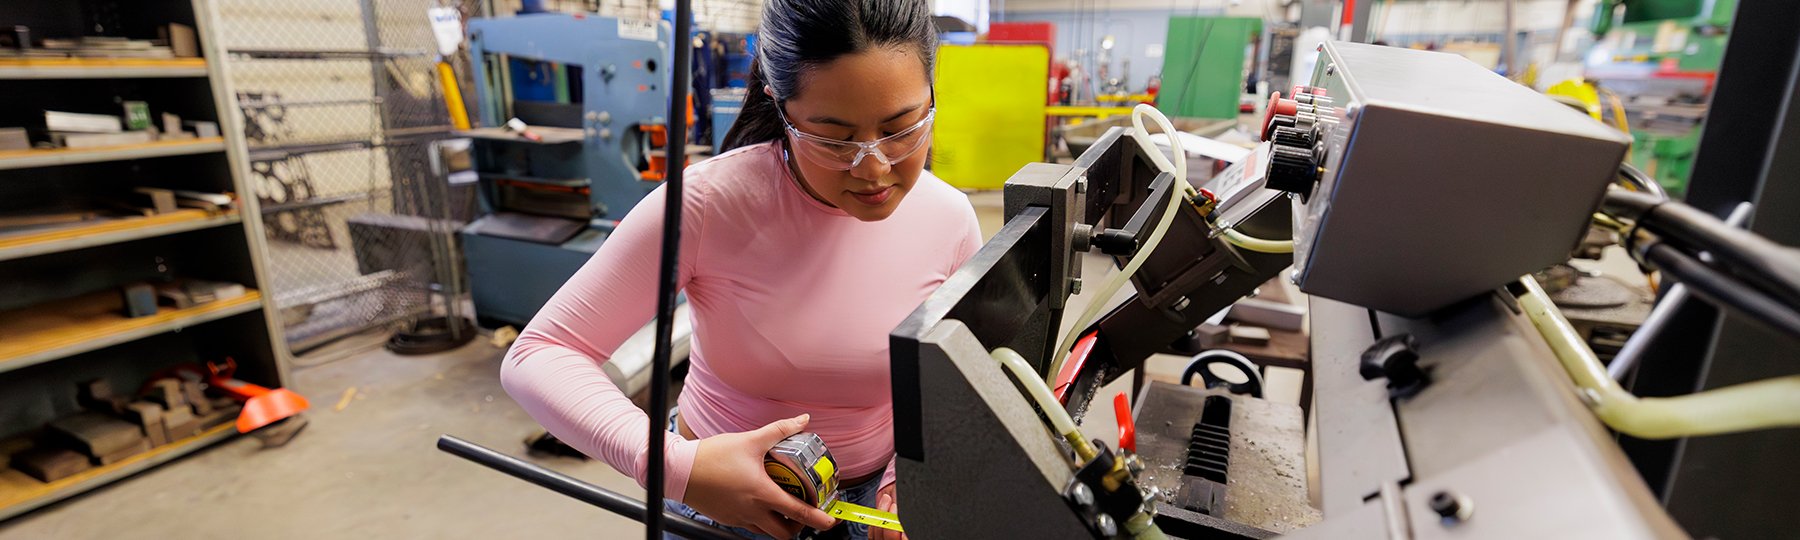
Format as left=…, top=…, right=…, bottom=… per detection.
left=438, top=60, right=472, bottom=130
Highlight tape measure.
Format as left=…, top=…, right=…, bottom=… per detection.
left=765, top=432, right=904, bottom=533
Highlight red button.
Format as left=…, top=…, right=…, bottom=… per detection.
left=1261, top=91, right=1299, bottom=140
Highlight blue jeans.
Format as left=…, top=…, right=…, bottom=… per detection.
left=662, top=408, right=878, bottom=540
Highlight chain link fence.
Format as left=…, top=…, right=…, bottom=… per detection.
left=214, top=0, right=465, bottom=354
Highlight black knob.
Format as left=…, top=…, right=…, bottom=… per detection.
left=1267, top=144, right=1319, bottom=196
left=1270, top=125, right=1312, bottom=149
left=1429, top=492, right=1460, bottom=518
left=1268, top=114, right=1297, bottom=133
left=1360, top=334, right=1429, bottom=398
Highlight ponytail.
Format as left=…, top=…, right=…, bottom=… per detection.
left=721, top=56, right=785, bottom=152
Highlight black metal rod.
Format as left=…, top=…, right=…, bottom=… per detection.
left=649, top=2, right=695, bottom=539
left=436, top=436, right=735, bottom=540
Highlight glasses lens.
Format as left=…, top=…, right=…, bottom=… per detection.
left=789, top=136, right=860, bottom=170
left=877, top=125, right=931, bottom=163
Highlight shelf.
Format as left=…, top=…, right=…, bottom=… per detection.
left=459, top=126, right=586, bottom=145
left=0, top=211, right=240, bottom=263
left=0, top=424, right=234, bottom=521
left=0, top=58, right=208, bottom=80
left=0, top=290, right=264, bottom=376
left=0, top=137, right=225, bottom=171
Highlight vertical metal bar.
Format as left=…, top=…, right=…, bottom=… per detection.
left=648, top=2, right=694, bottom=538
left=192, top=0, right=300, bottom=375
left=1621, top=0, right=1800, bottom=535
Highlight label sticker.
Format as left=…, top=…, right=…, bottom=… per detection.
left=618, top=19, right=658, bottom=42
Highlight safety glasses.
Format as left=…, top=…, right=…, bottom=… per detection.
left=776, top=103, right=935, bottom=171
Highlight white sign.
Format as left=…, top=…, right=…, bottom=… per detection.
left=618, top=19, right=658, bottom=42
left=428, top=7, right=462, bottom=57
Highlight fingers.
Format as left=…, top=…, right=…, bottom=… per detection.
left=756, top=413, right=811, bottom=445
left=754, top=511, right=804, bottom=539
left=766, top=487, right=836, bottom=531
left=877, top=492, right=893, bottom=511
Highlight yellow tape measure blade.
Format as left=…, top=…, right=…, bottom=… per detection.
left=825, top=501, right=904, bottom=533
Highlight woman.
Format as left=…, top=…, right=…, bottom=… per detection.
left=500, top=1, right=976, bottom=538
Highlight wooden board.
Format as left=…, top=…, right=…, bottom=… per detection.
left=0, top=58, right=206, bottom=69
left=0, top=290, right=262, bottom=365
left=0, top=137, right=225, bottom=170
left=0, top=210, right=232, bottom=255
left=0, top=424, right=232, bottom=511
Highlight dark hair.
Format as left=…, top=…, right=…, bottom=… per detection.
left=721, top=0, right=937, bottom=152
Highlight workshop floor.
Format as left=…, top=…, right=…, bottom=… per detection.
left=0, top=338, right=650, bottom=539
left=0, top=191, right=1306, bottom=539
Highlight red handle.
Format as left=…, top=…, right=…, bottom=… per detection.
left=1114, top=392, right=1136, bottom=452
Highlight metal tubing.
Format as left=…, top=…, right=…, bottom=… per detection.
left=436, top=436, right=734, bottom=540
left=1609, top=203, right=1754, bottom=381
left=648, top=1, right=695, bottom=538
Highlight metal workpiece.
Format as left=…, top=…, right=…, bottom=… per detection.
left=891, top=206, right=1058, bottom=458
left=894, top=320, right=1091, bottom=540
left=1003, top=161, right=1089, bottom=310
left=1289, top=41, right=1632, bottom=317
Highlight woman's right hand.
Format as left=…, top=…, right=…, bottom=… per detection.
left=683, top=414, right=838, bottom=538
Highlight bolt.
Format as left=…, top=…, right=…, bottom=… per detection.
left=1217, top=220, right=1233, bottom=230
left=1072, top=278, right=1084, bottom=295
left=1125, top=454, right=1145, bottom=475
left=1069, top=483, right=1095, bottom=508
left=1325, top=63, right=1337, bottom=76
left=1429, top=491, right=1473, bottom=525
left=597, top=111, right=612, bottom=125
left=598, top=128, right=612, bottom=141
left=1076, top=176, right=1088, bottom=194
left=1172, top=297, right=1191, bottom=311
left=1096, top=514, right=1118, bottom=537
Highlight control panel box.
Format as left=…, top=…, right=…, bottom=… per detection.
left=1272, top=42, right=1631, bottom=316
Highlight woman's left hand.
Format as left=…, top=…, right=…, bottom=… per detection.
left=872, top=483, right=909, bottom=540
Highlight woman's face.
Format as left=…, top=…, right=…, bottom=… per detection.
left=777, top=47, right=933, bottom=222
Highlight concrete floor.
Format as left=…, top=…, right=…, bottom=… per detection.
left=0, top=338, right=651, bottom=539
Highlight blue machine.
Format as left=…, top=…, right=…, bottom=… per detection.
left=461, top=13, right=671, bottom=327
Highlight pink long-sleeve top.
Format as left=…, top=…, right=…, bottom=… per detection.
left=501, top=140, right=983, bottom=502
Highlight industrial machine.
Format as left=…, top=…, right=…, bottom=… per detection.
left=888, top=41, right=1694, bottom=539
left=459, top=13, right=671, bottom=327
left=438, top=39, right=1800, bottom=539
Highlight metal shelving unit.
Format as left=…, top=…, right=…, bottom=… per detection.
left=0, top=138, right=225, bottom=171
left=0, top=0, right=290, bottom=521
left=0, top=58, right=210, bottom=80
left=0, top=292, right=265, bottom=375
left=0, top=425, right=234, bottom=521
left=0, top=211, right=242, bottom=263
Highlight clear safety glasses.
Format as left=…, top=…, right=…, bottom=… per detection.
left=777, top=104, right=935, bottom=171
